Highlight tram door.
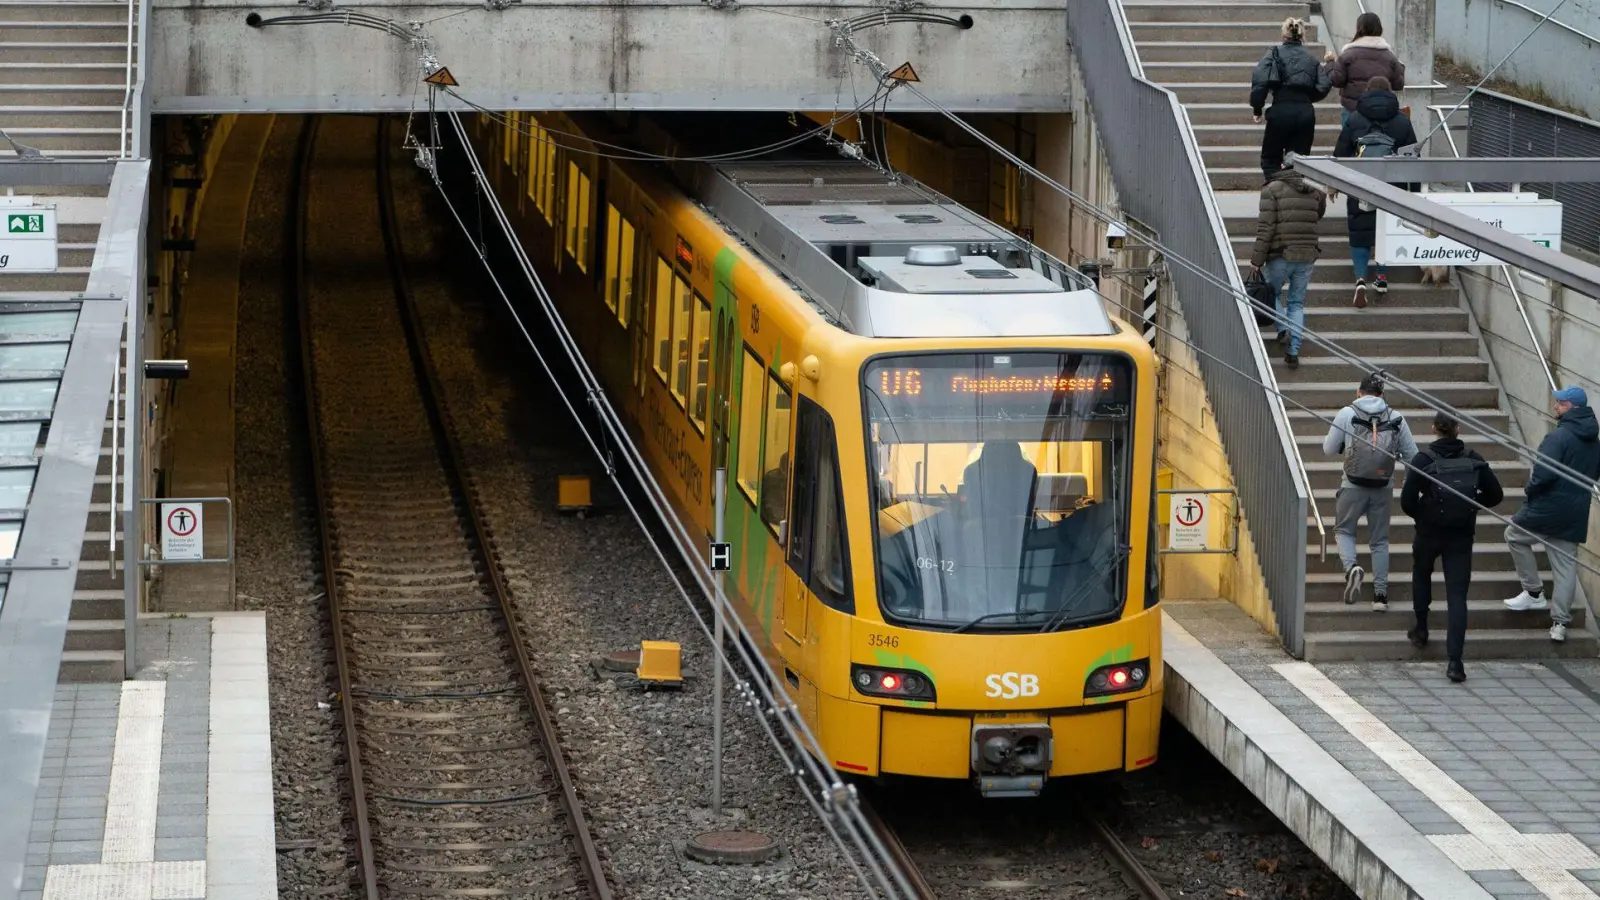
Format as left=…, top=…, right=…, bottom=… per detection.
left=711, top=308, right=736, bottom=470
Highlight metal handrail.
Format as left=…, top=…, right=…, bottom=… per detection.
left=118, top=0, right=136, bottom=157
left=108, top=315, right=124, bottom=570
left=1492, top=0, right=1598, bottom=46
left=1427, top=106, right=1559, bottom=392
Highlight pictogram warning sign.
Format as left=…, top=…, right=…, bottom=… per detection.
left=1168, top=493, right=1209, bottom=550
left=161, top=502, right=204, bottom=561
left=423, top=66, right=459, bottom=87
left=885, top=62, right=920, bottom=83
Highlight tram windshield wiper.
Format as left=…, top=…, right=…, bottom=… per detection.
left=951, top=609, right=1054, bottom=634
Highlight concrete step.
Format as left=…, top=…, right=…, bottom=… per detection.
left=1262, top=307, right=1470, bottom=332
left=1303, top=628, right=1598, bottom=662
left=0, top=22, right=135, bottom=44
left=1238, top=258, right=1429, bottom=283
left=1287, top=407, right=1510, bottom=436
left=1298, top=282, right=1460, bottom=307
left=58, top=649, right=122, bottom=683
left=1121, top=2, right=1311, bottom=23
left=1296, top=429, right=1527, bottom=461
left=0, top=42, right=136, bottom=64
left=1309, top=514, right=1514, bottom=546
left=0, top=84, right=126, bottom=106
left=1301, top=459, right=1528, bottom=491
left=1306, top=597, right=1587, bottom=631
left=74, top=564, right=124, bottom=592
left=1144, top=61, right=1264, bottom=84
left=0, top=105, right=122, bottom=129
left=0, top=62, right=129, bottom=86
left=0, top=127, right=121, bottom=153
left=1285, top=380, right=1502, bottom=411
left=1130, top=21, right=1320, bottom=43
left=1276, top=330, right=1482, bottom=359
left=1211, top=166, right=1272, bottom=191
left=0, top=4, right=135, bottom=24
left=1186, top=102, right=1343, bottom=126
left=1310, top=485, right=1522, bottom=510
left=1171, top=83, right=1269, bottom=105
left=1306, top=567, right=1534, bottom=604
left=1308, top=542, right=1528, bottom=575
left=1205, top=144, right=1342, bottom=168
left=1225, top=212, right=1350, bottom=237
left=63, top=618, right=123, bottom=652
left=1191, top=123, right=1342, bottom=146
left=1137, top=40, right=1328, bottom=63
left=1274, top=354, right=1490, bottom=383
left=0, top=269, right=92, bottom=291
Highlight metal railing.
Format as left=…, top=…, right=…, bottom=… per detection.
left=118, top=0, right=136, bottom=157
left=1430, top=106, right=1560, bottom=392
left=1067, top=0, right=1318, bottom=655
left=1492, top=0, right=1599, bottom=47
left=108, top=313, right=127, bottom=570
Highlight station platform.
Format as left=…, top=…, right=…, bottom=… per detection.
left=14, top=613, right=277, bottom=900
left=1165, top=599, right=1600, bottom=900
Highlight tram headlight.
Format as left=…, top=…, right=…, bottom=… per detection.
left=1084, top=659, right=1151, bottom=699
left=851, top=664, right=936, bottom=701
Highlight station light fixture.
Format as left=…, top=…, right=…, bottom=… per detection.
left=143, top=359, right=190, bottom=380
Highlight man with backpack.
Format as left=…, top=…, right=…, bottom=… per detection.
left=1400, top=412, right=1503, bottom=683
left=1323, top=373, right=1419, bottom=611
left=1503, top=386, right=1600, bottom=643
left=1330, top=76, right=1419, bottom=308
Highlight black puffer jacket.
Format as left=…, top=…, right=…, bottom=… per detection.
left=1334, top=90, right=1419, bottom=248
left=1400, top=438, right=1503, bottom=534
left=1251, top=168, right=1327, bottom=267
left=1514, top=405, right=1600, bottom=543
left=1249, top=41, right=1332, bottom=115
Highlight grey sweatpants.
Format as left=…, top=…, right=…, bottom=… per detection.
left=1336, top=484, right=1392, bottom=592
left=1506, top=524, right=1581, bottom=626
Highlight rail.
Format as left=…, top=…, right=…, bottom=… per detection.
left=1492, top=0, right=1599, bottom=47
left=118, top=0, right=136, bottom=157
left=1067, top=0, right=1318, bottom=654
left=108, top=313, right=124, bottom=570
left=1430, top=105, right=1560, bottom=392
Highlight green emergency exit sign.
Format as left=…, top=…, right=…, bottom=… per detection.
left=6, top=214, right=43, bottom=233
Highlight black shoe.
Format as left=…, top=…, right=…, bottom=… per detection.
left=1407, top=626, right=1429, bottom=648
left=1447, top=660, right=1466, bottom=683
left=1372, top=593, right=1388, bottom=613
left=1285, top=353, right=1299, bottom=368
left=1374, top=275, right=1389, bottom=296
left=1276, top=330, right=1288, bottom=347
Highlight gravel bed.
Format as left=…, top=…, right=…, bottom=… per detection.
left=389, top=142, right=875, bottom=899
left=231, top=114, right=358, bottom=898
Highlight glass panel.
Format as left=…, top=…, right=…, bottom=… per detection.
left=759, top=375, right=791, bottom=531
left=652, top=258, right=672, bottom=382
left=541, top=141, right=557, bottom=222
left=0, top=423, right=40, bottom=456
left=526, top=124, right=540, bottom=204
left=603, top=206, right=622, bottom=313
left=736, top=350, right=765, bottom=502
left=0, top=467, right=35, bottom=508
left=811, top=420, right=850, bottom=609
left=670, top=275, right=692, bottom=403
left=565, top=162, right=580, bottom=256
left=0, top=342, right=68, bottom=371
left=503, top=113, right=515, bottom=165
left=863, top=352, right=1133, bottom=632
left=618, top=219, right=635, bottom=327
left=0, top=380, right=60, bottom=412
left=0, top=311, right=78, bottom=335
left=0, top=521, right=19, bottom=560
left=576, top=172, right=591, bottom=272
left=690, top=293, right=711, bottom=430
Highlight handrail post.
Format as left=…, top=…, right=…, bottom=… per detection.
left=120, top=0, right=135, bottom=158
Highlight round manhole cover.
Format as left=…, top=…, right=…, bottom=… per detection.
left=685, top=830, right=781, bottom=864
left=600, top=651, right=640, bottom=672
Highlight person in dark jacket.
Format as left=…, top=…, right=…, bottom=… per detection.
left=1331, top=77, right=1418, bottom=309
left=1400, top=412, right=1503, bottom=683
left=1249, top=165, right=1327, bottom=367
left=1250, top=17, right=1333, bottom=177
left=1325, top=13, right=1407, bottom=124
left=1504, top=386, right=1600, bottom=642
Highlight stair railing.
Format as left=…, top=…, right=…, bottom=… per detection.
left=119, top=0, right=137, bottom=157
left=1428, top=107, right=1559, bottom=392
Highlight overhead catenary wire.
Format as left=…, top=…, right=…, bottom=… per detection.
left=420, top=109, right=919, bottom=900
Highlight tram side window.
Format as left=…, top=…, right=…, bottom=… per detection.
left=735, top=348, right=765, bottom=503
left=690, top=292, right=711, bottom=431
left=652, top=257, right=672, bottom=382
left=788, top=397, right=851, bottom=612
left=602, top=206, right=622, bottom=316
left=508, top=113, right=521, bottom=176
left=565, top=162, right=591, bottom=272
left=525, top=123, right=540, bottom=208
left=759, top=374, right=792, bottom=533
left=603, top=207, right=635, bottom=327
left=503, top=113, right=515, bottom=167
left=670, top=271, right=693, bottom=404
left=532, top=128, right=556, bottom=222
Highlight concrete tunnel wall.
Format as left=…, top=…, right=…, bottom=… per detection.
left=150, top=0, right=1073, bottom=114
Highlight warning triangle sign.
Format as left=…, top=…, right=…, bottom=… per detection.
left=423, top=67, right=459, bottom=87
left=886, top=62, right=920, bottom=83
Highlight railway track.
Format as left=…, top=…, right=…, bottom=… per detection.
left=864, top=790, right=1172, bottom=900
left=293, top=114, right=611, bottom=900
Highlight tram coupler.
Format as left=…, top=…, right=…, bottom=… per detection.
left=971, top=722, right=1052, bottom=798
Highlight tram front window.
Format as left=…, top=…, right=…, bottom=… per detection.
left=863, top=353, right=1133, bottom=632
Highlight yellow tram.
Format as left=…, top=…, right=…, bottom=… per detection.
left=468, top=112, right=1163, bottom=796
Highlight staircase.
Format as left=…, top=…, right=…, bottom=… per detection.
left=0, top=0, right=136, bottom=160
left=1124, top=0, right=1595, bottom=661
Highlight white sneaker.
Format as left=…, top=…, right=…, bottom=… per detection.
left=1504, top=590, right=1549, bottom=611
left=1551, top=623, right=1568, bottom=642
left=1343, top=566, right=1365, bottom=605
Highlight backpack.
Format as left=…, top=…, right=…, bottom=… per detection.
left=1356, top=121, right=1397, bottom=158
left=1421, top=450, right=1481, bottom=529
left=1343, top=408, right=1402, bottom=487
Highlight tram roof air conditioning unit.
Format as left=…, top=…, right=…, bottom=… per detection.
left=903, top=245, right=961, bottom=266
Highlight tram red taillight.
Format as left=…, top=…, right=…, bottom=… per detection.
left=1084, top=659, right=1150, bottom=699
left=851, top=664, right=936, bottom=701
